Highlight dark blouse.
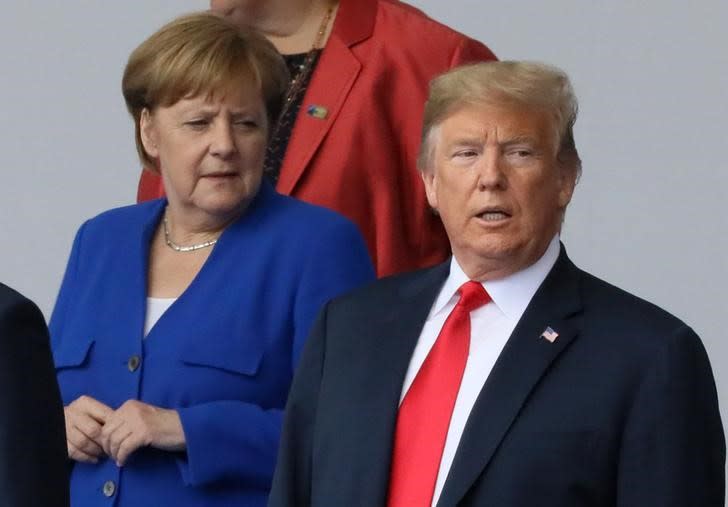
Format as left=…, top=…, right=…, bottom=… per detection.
left=264, top=50, right=322, bottom=184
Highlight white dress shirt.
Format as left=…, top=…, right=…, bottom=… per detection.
left=398, top=235, right=561, bottom=506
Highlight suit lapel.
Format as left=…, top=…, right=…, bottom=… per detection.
left=437, top=248, right=584, bottom=507
left=338, top=262, right=450, bottom=505
left=276, top=0, right=375, bottom=194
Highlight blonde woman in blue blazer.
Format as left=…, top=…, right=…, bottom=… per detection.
left=50, top=14, right=373, bottom=507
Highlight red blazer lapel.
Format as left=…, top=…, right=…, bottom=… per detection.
left=276, top=0, right=375, bottom=194
left=276, top=38, right=361, bottom=194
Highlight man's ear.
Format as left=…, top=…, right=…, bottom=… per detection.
left=557, top=164, right=578, bottom=209
left=140, top=108, right=159, bottom=159
left=421, top=169, right=439, bottom=211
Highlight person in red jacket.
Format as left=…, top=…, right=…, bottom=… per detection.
left=138, top=0, right=496, bottom=277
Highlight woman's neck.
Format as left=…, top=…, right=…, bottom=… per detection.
left=162, top=204, right=241, bottom=247
left=235, top=0, right=339, bottom=54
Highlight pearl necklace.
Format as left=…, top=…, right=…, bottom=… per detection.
left=163, top=216, right=218, bottom=253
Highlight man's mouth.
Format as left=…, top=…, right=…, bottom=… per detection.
left=476, top=208, right=511, bottom=221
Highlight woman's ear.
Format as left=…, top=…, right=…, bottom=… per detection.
left=140, top=108, right=159, bottom=159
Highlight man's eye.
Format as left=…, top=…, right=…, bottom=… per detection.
left=507, top=149, right=534, bottom=159
left=454, top=150, right=478, bottom=158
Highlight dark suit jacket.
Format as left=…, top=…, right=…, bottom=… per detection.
left=0, top=283, right=69, bottom=507
left=269, top=247, right=726, bottom=506
left=137, top=0, right=497, bottom=278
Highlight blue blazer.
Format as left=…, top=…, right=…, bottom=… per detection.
left=50, top=182, right=374, bottom=507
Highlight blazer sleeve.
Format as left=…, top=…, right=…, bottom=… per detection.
left=176, top=219, right=374, bottom=488
left=616, top=324, right=725, bottom=506
left=0, top=291, right=70, bottom=507
left=268, top=303, right=329, bottom=507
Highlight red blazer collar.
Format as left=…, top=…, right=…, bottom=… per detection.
left=333, top=0, right=377, bottom=47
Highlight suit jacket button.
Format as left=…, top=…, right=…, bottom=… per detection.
left=102, top=480, right=116, bottom=497
left=127, top=355, right=141, bottom=372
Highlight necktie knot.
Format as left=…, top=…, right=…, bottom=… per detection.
left=456, top=280, right=491, bottom=313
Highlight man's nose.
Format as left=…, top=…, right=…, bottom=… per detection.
left=476, top=147, right=507, bottom=190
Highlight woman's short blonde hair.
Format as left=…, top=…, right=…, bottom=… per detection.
left=122, top=12, right=288, bottom=168
left=418, top=61, right=581, bottom=179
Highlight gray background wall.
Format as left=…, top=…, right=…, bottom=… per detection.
left=1, top=0, right=725, bottom=491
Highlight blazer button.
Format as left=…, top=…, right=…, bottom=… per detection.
left=102, top=480, right=116, bottom=497
left=127, top=355, right=141, bottom=372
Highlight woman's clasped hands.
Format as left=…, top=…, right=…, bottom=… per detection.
left=64, top=396, right=186, bottom=466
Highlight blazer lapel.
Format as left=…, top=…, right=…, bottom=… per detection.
left=276, top=0, right=375, bottom=194
left=437, top=248, right=584, bottom=507
left=336, top=262, right=450, bottom=505
left=126, top=201, right=164, bottom=343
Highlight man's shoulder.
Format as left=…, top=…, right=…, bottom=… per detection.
left=0, top=282, right=31, bottom=313
left=580, top=269, right=687, bottom=330
left=0, top=283, right=46, bottom=346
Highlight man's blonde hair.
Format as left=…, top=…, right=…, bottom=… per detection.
left=418, top=61, right=581, bottom=178
left=122, top=12, right=288, bottom=168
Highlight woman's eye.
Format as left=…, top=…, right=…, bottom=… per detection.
left=185, top=119, right=209, bottom=129
left=234, top=119, right=259, bottom=129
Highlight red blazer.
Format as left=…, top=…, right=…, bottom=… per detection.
left=137, top=0, right=496, bottom=277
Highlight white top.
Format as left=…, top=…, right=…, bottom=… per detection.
left=144, top=297, right=176, bottom=337
left=399, top=235, right=561, bottom=506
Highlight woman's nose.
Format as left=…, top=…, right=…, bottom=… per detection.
left=209, top=122, right=236, bottom=158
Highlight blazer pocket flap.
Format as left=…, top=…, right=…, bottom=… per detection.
left=53, top=338, right=95, bottom=369
left=179, top=337, right=263, bottom=376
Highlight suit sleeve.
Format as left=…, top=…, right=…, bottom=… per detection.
left=268, top=303, right=329, bottom=507
left=176, top=219, right=373, bottom=488
left=0, top=291, right=70, bottom=507
left=616, top=325, right=725, bottom=506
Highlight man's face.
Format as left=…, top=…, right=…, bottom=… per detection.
left=422, top=101, right=576, bottom=280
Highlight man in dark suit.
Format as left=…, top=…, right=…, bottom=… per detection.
left=268, top=61, right=725, bottom=507
left=0, top=283, right=69, bottom=506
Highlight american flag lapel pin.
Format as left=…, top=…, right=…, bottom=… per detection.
left=540, top=326, right=559, bottom=343
left=306, top=104, right=328, bottom=119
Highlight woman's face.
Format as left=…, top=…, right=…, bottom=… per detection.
left=141, top=81, right=268, bottom=220
left=209, top=0, right=258, bottom=26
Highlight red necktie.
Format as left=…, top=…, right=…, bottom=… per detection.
left=387, top=280, right=491, bottom=507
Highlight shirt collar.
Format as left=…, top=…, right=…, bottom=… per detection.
left=430, top=235, right=561, bottom=321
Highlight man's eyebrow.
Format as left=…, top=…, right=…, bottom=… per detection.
left=501, top=135, right=539, bottom=146
left=447, top=135, right=484, bottom=146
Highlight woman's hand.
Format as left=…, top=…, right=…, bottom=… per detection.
left=100, top=400, right=186, bottom=466
left=64, top=395, right=113, bottom=463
